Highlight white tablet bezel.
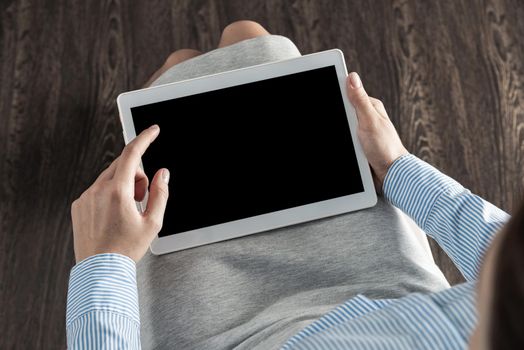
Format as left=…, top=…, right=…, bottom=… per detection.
left=117, top=49, right=377, bottom=255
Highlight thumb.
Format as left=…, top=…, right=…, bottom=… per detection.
left=145, top=168, right=170, bottom=231
left=346, top=72, right=376, bottom=125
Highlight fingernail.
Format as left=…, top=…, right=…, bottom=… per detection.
left=150, top=124, right=160, bottom=133
left=349, top=72, right=362, bottom=89
left=162, top=168, right=170, bottom=184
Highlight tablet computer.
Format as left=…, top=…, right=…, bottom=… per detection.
left=117, top=49, right=377, bottom=255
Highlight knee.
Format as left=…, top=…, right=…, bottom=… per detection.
left=222, top=20, right=268, bottom=36
left=164, top=49, right=201, bottom=67
left=219, top=20, right=270, bottom=47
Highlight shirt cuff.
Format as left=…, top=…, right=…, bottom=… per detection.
left=382, top=154, right=464, bottom=229
left=66, top=253, right=139, bottom=327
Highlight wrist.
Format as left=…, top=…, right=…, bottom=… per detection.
left=374, top=151, right=410, bottom=188
left=73, top=252, right=136, bottom=267
left=74, top=242, right=142, bottom=264
left=379, top=151, right=410, bottom=189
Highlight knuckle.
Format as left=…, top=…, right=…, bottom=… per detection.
left=89, top=184, right=101, bottom=196
left=358, top=114, right=380, bottom=131
left=374, top=99, right=384, bottom=108
left=146, top=216, right=163, bottom=232
left=369, top=117, right=381, bottom=129
left=79, top=189, right=91, bottom=201
left=156, top=185, right=169, bottom=201
left=354, top=91, right=369, bottom=105
left=109, top=185, right=126, bottom=202
left=125, top=143, right=140, bottom=158
left=136, top=166, right=146, bottom=176
left=153, top=220, right=163, bottom=232
left=71, top=186, right=95, bottom=210
left=71, top=198, right=79, bottom=211
left=89, top=186, right=106, bottom=202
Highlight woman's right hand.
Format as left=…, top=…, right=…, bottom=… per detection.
left=71, top=125, right=169, bottom=263
left=345, top=72, right=409, bottom=193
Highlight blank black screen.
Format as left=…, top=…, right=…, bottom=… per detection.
left=131, top=65, right=364, bottom=237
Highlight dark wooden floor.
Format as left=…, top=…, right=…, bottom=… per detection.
left=2, top=0, right=524, bottom=348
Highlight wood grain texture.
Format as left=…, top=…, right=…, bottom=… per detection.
left=1, top=0, right=524, bottom=348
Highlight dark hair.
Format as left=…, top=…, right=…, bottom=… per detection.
left=490, top=200, right=524, bottom=349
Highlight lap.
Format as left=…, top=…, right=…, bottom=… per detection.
left=137, top=199, right=448, bottom=349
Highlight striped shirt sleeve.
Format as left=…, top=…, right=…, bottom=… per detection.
left=66, top=253, right=141, bottom=349
left=383, top=154, right=510, bottom=281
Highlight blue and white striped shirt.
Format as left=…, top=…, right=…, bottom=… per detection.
left=66, top=154, right=510, bottom=349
